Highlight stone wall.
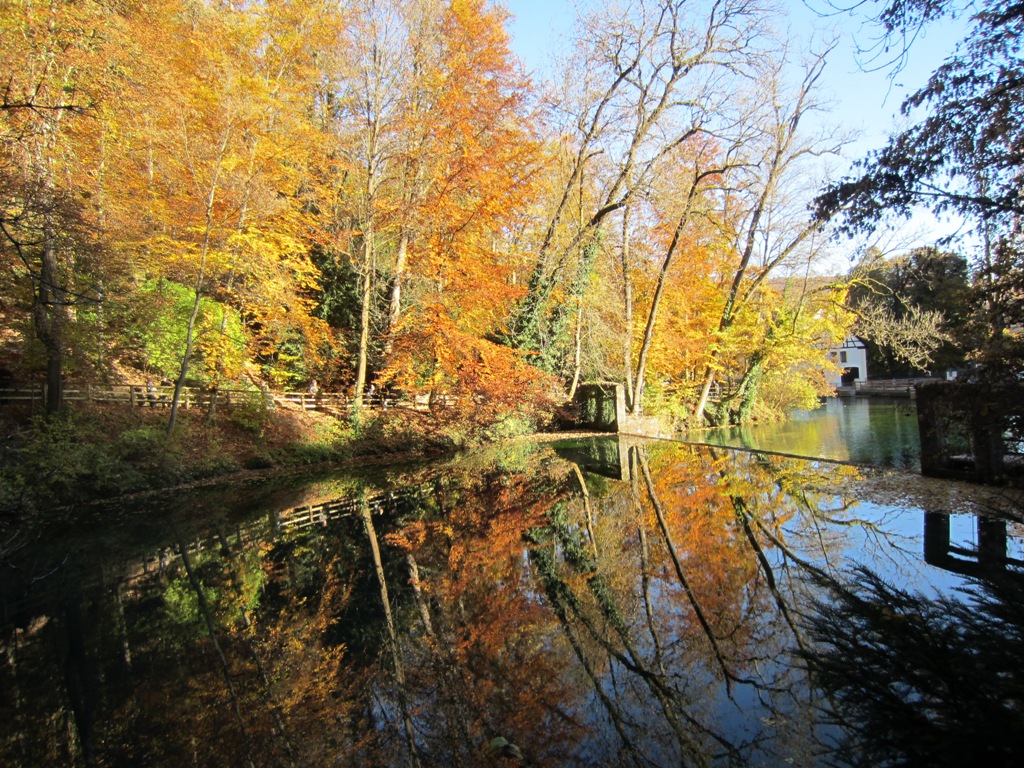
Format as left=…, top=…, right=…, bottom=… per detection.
left=574, top=383, right=626, bottom=432
left=572, top=383, right=673, bottom=438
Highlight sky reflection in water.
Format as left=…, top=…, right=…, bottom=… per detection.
left=1, top=435, right=1021, bottom=766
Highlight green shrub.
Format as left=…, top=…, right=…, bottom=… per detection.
left=484, top=412, right=537, bottom=441
left=124, top=279, right=246, bottom=383
left=243, top=453, right=276, bottom=470
left=4, top=413, right=146, bottom=508
left=228, top=391, right=273, bottom=435
left=117, top=426, right=173, bottom=464
left=274, top=443, right=345, bottom=465
left=191, top=452, right=242, bottom=478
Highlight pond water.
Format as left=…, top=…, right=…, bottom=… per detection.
left=688, top=397, right=922, bottom=469
left=1, top=430, right=1023, bottom=766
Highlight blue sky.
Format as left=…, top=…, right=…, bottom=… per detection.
left=503, top=0, right=964, bottom=151
left=502, top=0, right=969, bottom=249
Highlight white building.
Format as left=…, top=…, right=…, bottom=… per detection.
left=827, top=336, right=868, bottom=388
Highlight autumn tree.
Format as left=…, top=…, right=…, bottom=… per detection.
left=846, top=246, right=969, bottom=376
left=114, top=0, right=334, bottom=431
left=507, top=0, right=770, bottom=383
left=319, top=0, right=413, bottom=408
left=1, top=0, right=336, bottom=421
left=686, top=48, right=848, bottom=424
left=373, top=0, right=552, bottom=426
left=503, top=1, right=847, bottom=425
left=0, top=0, right=131, bottom=412
left=814, top=0, right=1024, bottom=228
left=814, top=0, right=1024, bottom=373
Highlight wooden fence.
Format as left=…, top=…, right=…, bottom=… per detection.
left=0, top=384, right=428, bottom=413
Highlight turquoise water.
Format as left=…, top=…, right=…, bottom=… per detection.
left=690, top=397, right=921, bottom=468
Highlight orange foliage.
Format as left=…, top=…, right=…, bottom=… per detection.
left=384, top=305, right=557, bottom=427
left=383, top=0, right=546, bottom=410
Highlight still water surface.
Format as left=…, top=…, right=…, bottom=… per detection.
left=1, top=412, right=1022, bottom=766
left=690, top=397, right=922, bottom=469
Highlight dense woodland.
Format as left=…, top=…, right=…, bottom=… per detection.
left=1, top=0, right=1021, bottom=439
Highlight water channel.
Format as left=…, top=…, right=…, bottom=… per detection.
left=1, top=400, right=1023, bottom=766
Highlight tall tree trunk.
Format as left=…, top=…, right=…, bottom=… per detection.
left=36, top=212, right=64, bottom=414
left=167, top=128, right=231, bottom=434
left=360, top=492, right=420, bottom=766
left=387, top=229, right=408, bottom=336
left=33, top=98, right=71, bottom=415
left=567, top=299, right=584, bottom=400
left=620, top=206, right=634, bottom=412
left=738, top=359, right=765, bottom=424
left=178, top=542, right=256, bottom=768
left=629, top=171, right=714, bottom=416
left=405, top=554, right=433, bottom=638
left=166, top=238, right=208, bottom=434
left=691, top=53, right=826, bottom=424
left=693, top=371, right=717, bottom=426
left=94, top=132, right=108, bottom=377
left=353, top=219, right=374, bottom=410
left=637, top=447, right=738, bottom=694
left=62, top=594, right=97, bottom=767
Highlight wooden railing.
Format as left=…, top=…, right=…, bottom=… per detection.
left=0, top=384, right=433, bottom=413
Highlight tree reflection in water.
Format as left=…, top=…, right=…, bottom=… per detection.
left=1, top=438, right=1022, bottom=766
left=803, top=553, right=1024, bottom=766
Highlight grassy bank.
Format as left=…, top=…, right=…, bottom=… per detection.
left=0, top=400, right=548, bottom=521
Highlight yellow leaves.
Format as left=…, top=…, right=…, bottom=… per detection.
left=226, top=227, right=306, bottom=268
left=382, top=520, right=441, bottom=551
left=88, top=0, right=337, bottom=378
left=448, top=542, right=466, bottom=571
left=311, top=0, right=544, bottom=407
